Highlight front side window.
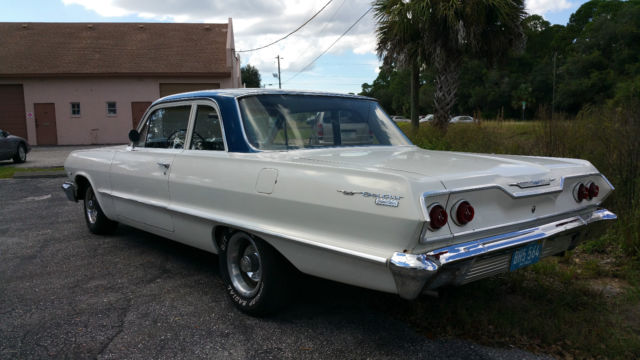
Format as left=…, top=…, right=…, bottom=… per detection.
left=137, top=105, right=191, bottom=149
left=190, top=105, right=224, bottom=151
left=238, top=95, right=410, bottom=150
left=107, top=102, right=117, bottom=115
left=71, top=102, right=80, bottom=116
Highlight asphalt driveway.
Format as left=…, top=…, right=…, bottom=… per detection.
left=0, top=178, right=551, bottom=359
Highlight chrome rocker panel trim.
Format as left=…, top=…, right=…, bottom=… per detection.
left=389, top=208, right=617, bottom=300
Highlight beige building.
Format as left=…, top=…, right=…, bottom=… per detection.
left=0, top=21, right=240, bottom=145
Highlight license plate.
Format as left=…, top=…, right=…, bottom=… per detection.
left=510, top=242, right=542, bottom=271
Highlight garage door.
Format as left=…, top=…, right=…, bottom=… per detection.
left=0, top=84, right=27, bottom=140
left=131, top=101, right=152, bottom=129
left=159, top=83, right=220, bottom=97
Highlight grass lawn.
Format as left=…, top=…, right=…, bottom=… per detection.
left=0, top=166, right=64, bottom=179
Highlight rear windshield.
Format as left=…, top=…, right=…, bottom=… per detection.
left=237, top=94, right=410, bottom=150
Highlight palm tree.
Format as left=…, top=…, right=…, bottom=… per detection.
left=375, top=0, right=526, bottom=130
left=415, top=0, right=526, bottom=128
left=374, top=0, right=424, bottom=131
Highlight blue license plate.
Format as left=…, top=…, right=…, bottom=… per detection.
left=510, top=242, right=542, bottom=271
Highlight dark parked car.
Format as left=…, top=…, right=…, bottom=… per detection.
left=0, top=129, right=30, bottom=163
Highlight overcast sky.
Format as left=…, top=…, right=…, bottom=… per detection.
left=2, top=0, right=587, bottom=93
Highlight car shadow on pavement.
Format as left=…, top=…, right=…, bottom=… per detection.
left=111, top=224, right=395, bottom=316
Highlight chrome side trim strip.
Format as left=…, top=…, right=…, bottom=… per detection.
left=107, top=190, right=169, bottom=210
left=168, top=202, right=388, bottom=264
left=105, top=190, right=387, bottom=264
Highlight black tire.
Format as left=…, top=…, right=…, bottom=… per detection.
left=219, top=231, right=289, bottom=316
left=83, top=185, right=118, bottom=234
left=12, top=143, right=26, bottom=163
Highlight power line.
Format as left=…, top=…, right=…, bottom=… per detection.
left=236, top=0, right=333, bottom=53
left=282, top=6, right=373, bottom=85
left=293, top=0, right=347, bottom=60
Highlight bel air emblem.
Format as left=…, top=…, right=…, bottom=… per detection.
left=509, top=178, right=555, bottom=189
left=337, top=190, right=402, bottom=207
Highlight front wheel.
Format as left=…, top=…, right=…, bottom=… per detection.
left=83, top=185, right=118, bottom=234
left=219, top=231, right=289, bottom=316
left=13, top=144, right=26, bottom=163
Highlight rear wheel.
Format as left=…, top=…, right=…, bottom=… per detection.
left=83, top=185, right=118, bottom=234
left=12, top=144, right=26, bottom=163
left=219, top=231, right=289, bottom=316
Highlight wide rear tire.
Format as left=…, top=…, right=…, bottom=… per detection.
left=219, top=231, right=290, bottom=316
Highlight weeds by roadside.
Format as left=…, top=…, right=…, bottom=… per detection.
left=396, top=102, right=640, bottom=358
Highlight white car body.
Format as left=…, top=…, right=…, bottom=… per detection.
left=62, top=90, right=616, bottom=312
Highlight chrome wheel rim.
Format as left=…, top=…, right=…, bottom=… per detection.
left=85, top=188, right=98, bottom=224
left=18, top=146, right=25, bottom=161
left=226, top=234, right=262, bottom=298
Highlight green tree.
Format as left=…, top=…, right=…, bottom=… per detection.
left=241, top=64, right=261, bottom=88
left=556, top=0, right=640, bottom=113
left=412, top=0, right=527, bottom=128
left=374, top=0, right=424, bottom=130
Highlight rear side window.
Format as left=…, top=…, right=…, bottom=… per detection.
left=137, top=105, right=191, bottom=149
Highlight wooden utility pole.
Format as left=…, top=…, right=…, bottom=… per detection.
left=276, top=55, right=283, bottom=89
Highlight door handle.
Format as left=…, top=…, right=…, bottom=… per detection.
left=157, top=162, right=170, bottom=169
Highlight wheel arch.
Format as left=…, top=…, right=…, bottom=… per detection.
left=211, top=224, right=298, bottom=270
left=74, top=174, right=91, bottom=200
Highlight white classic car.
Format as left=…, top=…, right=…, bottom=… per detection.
left=62, top=89, right=616, bottom=315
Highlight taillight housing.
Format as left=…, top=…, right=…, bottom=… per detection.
left=452, top=200, right=475, bottom=226
left=428, top=203, right=448, bottom=230
left=588, top=182, right=599, bottom=199
left=574, top=181, right=599, bottom=202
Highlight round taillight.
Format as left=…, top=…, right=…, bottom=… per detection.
left=574, top=183, right=590, bottom=202
left=454, top=200, right=475, bottom=226
left=428, top=203, right=448, bottom=230
left=588, top=182, right=599, bottom=199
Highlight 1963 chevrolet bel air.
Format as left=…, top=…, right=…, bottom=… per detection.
left=62, top=89, right=616, bottom=315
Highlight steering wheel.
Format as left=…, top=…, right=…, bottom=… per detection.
left=166, top=129, right=186, bottom=149
left=190, top=131, right=206, bottom=150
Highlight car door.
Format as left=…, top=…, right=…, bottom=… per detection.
left=110, top=102, right=193, bottom=232
left=168, top=101, right=232, bottom=250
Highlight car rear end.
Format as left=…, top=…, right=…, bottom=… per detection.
left=389, top=170, right=616, bottom=299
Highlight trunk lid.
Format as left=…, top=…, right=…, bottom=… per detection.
left=291, top=146, right=597, bottom=194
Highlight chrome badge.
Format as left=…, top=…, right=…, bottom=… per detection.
left=337, top=190, right=402, bottom=207
left=509, top=178, right=555, bottom=189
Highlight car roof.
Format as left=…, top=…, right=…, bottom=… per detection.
left=157, top=88, right=375, bottom=104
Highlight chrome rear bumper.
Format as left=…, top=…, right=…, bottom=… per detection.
left=389, top=208, right=617, bottom=300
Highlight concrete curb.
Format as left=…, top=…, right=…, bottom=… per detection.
left=12, top=170, right=67, bottom=179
